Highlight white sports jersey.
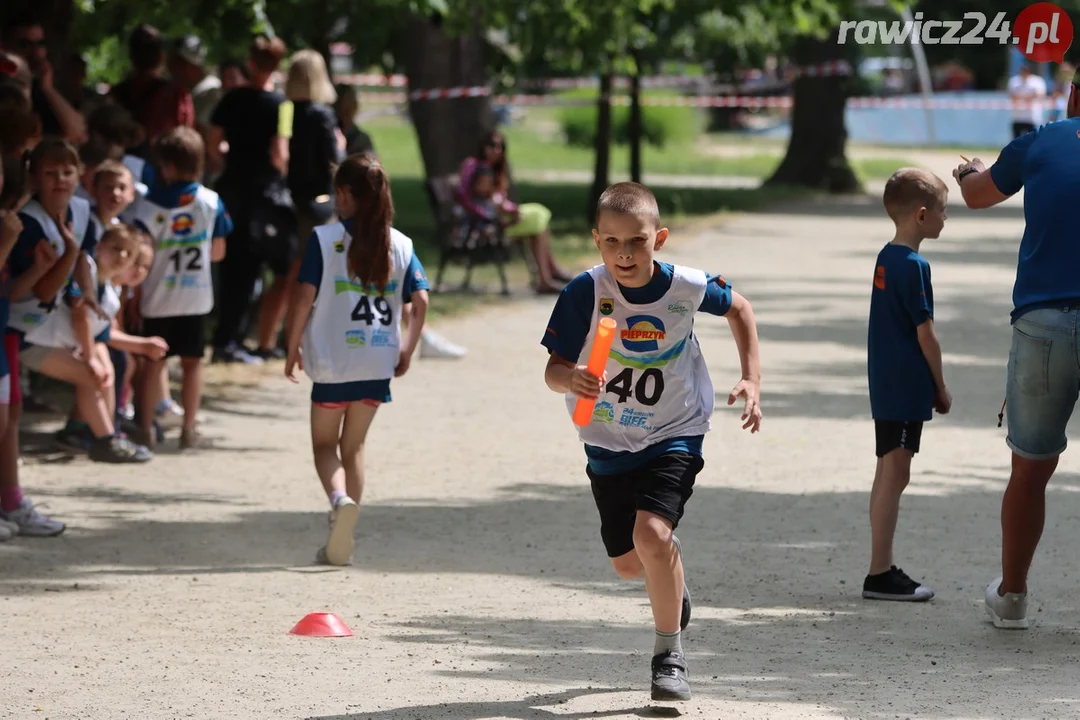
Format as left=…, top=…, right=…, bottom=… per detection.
left=565, top=264, right=715, bottom=452
left=9, top=197, right=91, bottom=340
left=26, top=255, right=119, bottom=350
left=301, top=224, right=414, bottom=384
left=130, top=186, right=220, bottom=318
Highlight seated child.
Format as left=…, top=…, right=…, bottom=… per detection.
left=129, top=127, right=231, bottom=449
left=89, top=160, right=137, bottom=240
left=9, top=137, right=151, bottom=464
left=76, top=137, right=114, bottom=204
left=49, top=226, right=169, bottom=451
left=451, top=163, right=503, bottom=260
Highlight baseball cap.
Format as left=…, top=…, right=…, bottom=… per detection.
left=172, top=34, right=205, bottom=65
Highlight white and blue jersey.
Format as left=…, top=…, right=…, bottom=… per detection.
left=8, top=196, right=97, bottom=345
left=542, top=261, right=733, bottom=475
left=296, top=220, right=429, bottom=402
left=131, top=181, right=232, bottom=318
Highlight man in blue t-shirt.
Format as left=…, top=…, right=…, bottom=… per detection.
left=864, top=168, right=951, bottom=605
left=954, top=68, right=1080, bottom=630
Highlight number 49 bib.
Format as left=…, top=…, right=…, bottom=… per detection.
left=566, top=264, right=715, bottom=452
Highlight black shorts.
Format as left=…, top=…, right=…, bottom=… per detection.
left=141, top=315, right=206, bottom=359
left=586, top=452, right=704, bottom=558
left=875, top=420, right=923, bottom=457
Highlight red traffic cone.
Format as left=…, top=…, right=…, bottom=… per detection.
left=289, top=612, right=353, bottom=637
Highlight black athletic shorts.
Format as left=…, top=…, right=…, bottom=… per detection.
left=141, top=315, right=206, bottom=359
left=586, top=452, right=704, bottom=558
left=875, top=420, right=923, bottom=458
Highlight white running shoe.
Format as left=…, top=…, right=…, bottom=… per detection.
left=1, top=498, right=65, bottom=537
left=420, top=329, right=467, bottom=359
left=0, top=523, right=12, bottom=541
left=985, top=577, right=1028, bottom=629
left=156, top=399, right=185, bottom=430
left=0, top=516, right=18, bottom=535
left=322, top=496, right=359, bottom=566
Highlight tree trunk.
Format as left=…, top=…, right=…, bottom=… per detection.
left=588, top=72, right=614, bottom=226
left=402, top=12, right=494, bottom=181
left=764, top=29, right=859, bottom=193
left=629, top=63, right=642, bottom=184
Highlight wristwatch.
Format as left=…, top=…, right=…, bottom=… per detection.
left=957, top=167, right=978, bottom=182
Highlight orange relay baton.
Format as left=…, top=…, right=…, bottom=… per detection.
left=573, top=317, right=617, bottom=426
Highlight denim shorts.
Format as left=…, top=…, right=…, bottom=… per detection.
left=1005, top=307, right=1080, bottom=460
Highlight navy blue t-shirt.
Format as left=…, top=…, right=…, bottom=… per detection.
left=541, top=261, right=733, bottom=474
left=867, top=243, right=934, bottom=422
left=990, top=118, right=1080, bottom=322
left=296, top=220, right=429, bottom=302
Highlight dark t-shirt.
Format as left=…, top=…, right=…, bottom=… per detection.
left=211, top=87, right=289, bottom=189
left=288, top=101, right=341, bottom=206
left=31, top=81, right=61, bottom=136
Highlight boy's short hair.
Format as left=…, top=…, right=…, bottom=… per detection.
left=79, top=137, right=115, bottom=169
left=595, top=181, right=661, bottom=228
left=29, top=136, right=80, bottom=175
left=99, top=224, right=142, bottom=259
left=882, top=168, right=948, bottom=222
left=154, top=127, right=204, bottom=179
left=249, top=34, right=286, bottom=73
left=93, top=160, right=132, bottom=187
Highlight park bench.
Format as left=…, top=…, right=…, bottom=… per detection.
left=425, top=174, right=538, bottom=295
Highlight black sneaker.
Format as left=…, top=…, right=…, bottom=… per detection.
left=651, top=651, right=691, bottom=702
left=862, top=566, right=934, bottom=601
left=89, top=435, right=154, bottom=464
left=54, top=426, right=92, bottom=453
left=672, top=535, right=691, bottom=631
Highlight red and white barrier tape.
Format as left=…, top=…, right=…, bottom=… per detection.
left=365, top=90, right=1049, bottom=110
left=334, top=60, right=854, bottom=91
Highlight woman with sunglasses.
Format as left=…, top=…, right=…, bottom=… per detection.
left=456, top=130, right=572, bottom=293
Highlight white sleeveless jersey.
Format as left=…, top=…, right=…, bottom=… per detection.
left=301, top=224, right=413, bottom=384
left=565, top=264, right=715, bottom=452
left=9, top=197, right=91, bottom=340
left=25, top=255, right=120, bottom=350
left=130, top=187, right=220, bottom=318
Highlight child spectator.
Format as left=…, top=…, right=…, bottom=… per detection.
left=541, top=182, right=762, bottom=702
left=451, top=163, right=504, bottom=264
left=8, top=138, right=151, bottom=463
left=285, top=154, right=429, bottom=566
left=86, top=103, right=154, bottom=195
left=76, top=137, right=114, bottom=203
left=129, top=127, right=231, bottom=449
left=863, top=168, right=951, bottom=602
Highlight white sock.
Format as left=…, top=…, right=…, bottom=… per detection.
left=654, top=629, right=682, bottom=656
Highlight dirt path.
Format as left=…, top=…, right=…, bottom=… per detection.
left=8, top=181, right=1080, bottom=720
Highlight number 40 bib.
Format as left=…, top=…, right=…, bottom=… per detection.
left=565, top=264, right=715, bottom=453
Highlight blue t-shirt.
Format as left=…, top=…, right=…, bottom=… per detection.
left=143, top=181, right=233, bottom=238
left=296, top=220, right=430, bottom=302
left=541, top=261, right=733, bottom=475
left=989, top=118, right=1080, bottom=322
left=867, top=243, right=934, bottom=422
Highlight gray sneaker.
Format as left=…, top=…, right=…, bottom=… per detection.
left=651, top=651, right=691, bottom=702
left=985, top=577, right=1028, bottom=629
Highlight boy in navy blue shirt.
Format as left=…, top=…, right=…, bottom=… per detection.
left=864, top=168, right=952, bottom=602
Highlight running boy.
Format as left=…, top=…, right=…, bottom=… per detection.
left=863, top=168, right=951, bottom=602
left=285, top=154, right=429, bottom=567
left=129, top=127, right=230, bottom=449
left=541, top=182, right=762, bottom=702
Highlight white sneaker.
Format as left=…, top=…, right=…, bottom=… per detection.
left=1, top=498, right=65, bottom=537
left=0, top=516, right=18, bottom=535
left=0, top=523, right=12, bottom=541
left=156, top=399, right=185, bottom=430
left=985, top=577, right=1028, bottom=629
left=323, top=496, right=359, bottom=566
left=420, top=330, right=467, bottom=359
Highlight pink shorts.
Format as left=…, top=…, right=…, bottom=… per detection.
left=314, top=399, right=381, bottom=410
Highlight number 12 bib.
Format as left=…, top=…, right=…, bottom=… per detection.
left=565, top=264, right=715, bottom=453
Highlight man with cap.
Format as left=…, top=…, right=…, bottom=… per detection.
left=954, top=66, right=1080, bottom=632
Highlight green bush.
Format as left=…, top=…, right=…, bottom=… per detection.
left=558, top=90, right=700, bottom=149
